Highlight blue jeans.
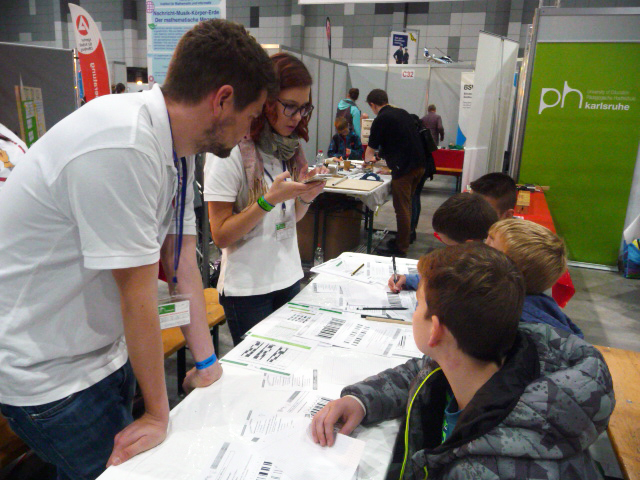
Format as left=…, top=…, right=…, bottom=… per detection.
left=0, top=361, right=135, bottom=480
left=220, top=281, right=301, bottom=345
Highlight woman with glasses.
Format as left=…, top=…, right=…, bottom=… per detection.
left=204, top=53, right=327, bottom=345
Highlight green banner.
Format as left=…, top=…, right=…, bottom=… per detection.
left=520, top=42, right=640, bottom=265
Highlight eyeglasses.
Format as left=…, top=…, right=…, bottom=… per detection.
left=277, top=99, right=314, bottom=118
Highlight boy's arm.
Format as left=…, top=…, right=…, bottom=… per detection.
left=352, top=107, right=361, bottom=138
left=341, top=357, right=425, bottom=425
left=405, top=273, right=420, bottom=290
left=350, top=133, right=363, bottom=159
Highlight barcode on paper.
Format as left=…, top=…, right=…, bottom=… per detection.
left=318, top=318, right=345, bottom=339
left=306, top=396, right=332, bottom=417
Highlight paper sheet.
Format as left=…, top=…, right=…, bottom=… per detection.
left=390, top=331, right=424, bottom=359
left=261, top=370, right=318, bottom=391
left=220, top=334, right=314, bottom=375
left=257, top=424, right=366, bottom=480
left=277, top=391, right=334, bottom=417
left=295, top=314, right=401, bottom=357
left=321, top=354, right=406, bottom=386
left=197, top=440, right=288, bottom=480
left=238, top=410, right=308, bottom=443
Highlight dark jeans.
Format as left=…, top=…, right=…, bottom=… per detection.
left=0, top=361, right=135, bottom=480
left=411, top=171, right=430, bottom=234
left=220, top=281, right=301, bottom=345
left=391, top=166, right=426, bottom=254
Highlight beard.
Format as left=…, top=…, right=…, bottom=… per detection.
left=197, top=116, right=236, bottom=158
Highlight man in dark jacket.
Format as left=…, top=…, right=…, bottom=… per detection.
left=312, top=243, right=614, bottom=480
left=421, top=104, right=444, bottom=146
left=365, top=89, right=425, bottom=257
left=393, top=47, right=403, bottom=64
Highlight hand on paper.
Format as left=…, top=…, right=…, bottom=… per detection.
left=264, top=170, right=321, bottom=205
left=182, top=361, right=223, bottom=394
left=107, top=411, right=168, bottom=468
left=311, top=396, right=365, bottom=447
left=388, top=274, right=407, bottom=293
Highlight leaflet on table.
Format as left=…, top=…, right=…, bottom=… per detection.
left=321, top=351, right=406, bottom=386
left=261, top=369, right=318, bottom=391
left=294, top=313, right=401, bottom=357
left=310, top=255, right=388, bottom=285
left=277, top=390, right=334, bottom=417
left=220, top=334, right=316, bottom=375
left=390, top=330, right=423, bottom=359
left=238, top=410, right=309, bottom=443
left=196, top=439, right=289, bottom=480
left=256, top=423, right=366, bottom=480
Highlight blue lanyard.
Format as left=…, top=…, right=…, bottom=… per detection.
left=263, top=160, right=288, bottom=214
left=172, top=150, right=187, bottom=284
left=167, top=109, right=187, bottom=285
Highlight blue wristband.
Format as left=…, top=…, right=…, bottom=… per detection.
left=195, top=353, right=217, bottom=370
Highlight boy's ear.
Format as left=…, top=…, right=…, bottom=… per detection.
left=428, top=315, right=444, bottom=348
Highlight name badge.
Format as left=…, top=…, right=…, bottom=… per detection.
left=275, top=220, right=294, bottom=241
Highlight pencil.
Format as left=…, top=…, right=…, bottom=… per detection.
left=351, top=263, right=364, bottom=276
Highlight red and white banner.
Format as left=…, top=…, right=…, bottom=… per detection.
left=69, top=4, right=111, bottom=102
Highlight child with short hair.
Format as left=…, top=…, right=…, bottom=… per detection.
left=327, top=117, right=363, bottom=160
left=312, top=243, right=614, bottom=480
left=486, top=218, right=584, bottom=337
left=469, top=172, right=517, bottom=219
left=389, top=192, right=498, bottom=292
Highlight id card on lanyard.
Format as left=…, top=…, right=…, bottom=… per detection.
left=264, top=161, right=295, bottom=242
left=167, top=110, right=187, bottom=284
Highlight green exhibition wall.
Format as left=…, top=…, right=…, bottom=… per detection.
left=519, top=42, right=640, bottom=265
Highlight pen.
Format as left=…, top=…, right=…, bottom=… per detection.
left=392, top=255, right=398, bottom=283
left=351, top=263, right=364, bottom=276
left=357, top=307, right=408, bottom=311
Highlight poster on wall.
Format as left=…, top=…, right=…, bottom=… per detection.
left=14, top=83, right=46, bottom=147
left=519, top=42, right=640, bottom=265
left=388, top=31, right=417, bottom=65
left=69, top=4, right=111, bottom=102
left=146, top=0, right=226, bottom=86
left=456, top=71, right=474, bottom=145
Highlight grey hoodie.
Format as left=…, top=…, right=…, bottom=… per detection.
left=342, top=323, right=615, bottom=480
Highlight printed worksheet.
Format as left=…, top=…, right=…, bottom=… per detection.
left=220, top=334, right=314, bottom=375
left=261, top=370, right=318, bottom=391
left=277, top=391, right=334, bottom=417
left=197, top=440, right=288, bottom=480
left=295, top=314, right=401, bottom=356
left=238, top=410, right=308, bottom=443
left=390, top=330, right=423, bottom=359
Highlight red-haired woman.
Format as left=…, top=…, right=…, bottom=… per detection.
left=204, top=53, right=327, bottom=345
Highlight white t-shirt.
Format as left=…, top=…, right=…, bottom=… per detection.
left=0, top=85, right=196, bottom=406
left=204, top=146, right=303, bottom=296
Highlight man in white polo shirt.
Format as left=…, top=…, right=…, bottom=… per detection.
left=0, top=20, right=276, bottom=480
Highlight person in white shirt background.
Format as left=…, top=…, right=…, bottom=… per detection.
left=0, top=19, right=277, bottom=480
left=205, top=52, right=328, bottom=345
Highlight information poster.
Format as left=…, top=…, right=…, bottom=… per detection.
left=388, top=31, right=417, bottom=65
left=15, top=84, right=46, bottom=147
left=456, top=71, right=474, bottom=145
left=519, top=42, right=640, bottom=265
left=146, top=0, right=226, bottom=86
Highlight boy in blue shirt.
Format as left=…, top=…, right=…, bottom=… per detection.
left=328, top=117, right=363, bottom=160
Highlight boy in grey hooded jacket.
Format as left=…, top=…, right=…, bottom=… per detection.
left=312, top=243, right=614, bottom=480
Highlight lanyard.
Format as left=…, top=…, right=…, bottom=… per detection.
left=263, top=160, right=288, bottom=215
left=167, top=110, right=187, bottom=284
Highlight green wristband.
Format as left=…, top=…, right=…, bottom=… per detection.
left=257, top=195, right=275, bottom=212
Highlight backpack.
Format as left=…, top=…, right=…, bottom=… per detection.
left=410, top=114, right=437, bottom=180
left=336, top=105, right=354, bottom=132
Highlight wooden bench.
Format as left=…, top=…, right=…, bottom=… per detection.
left=162, top=287, right=226, bottom=394
left=596, top=345, right=640, bottom=480
left=435, top=167, right=463, bottom=192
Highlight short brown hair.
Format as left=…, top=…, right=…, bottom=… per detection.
left=470, top=173, right=517, bottom=216
left=489, top=219, right=567, bottom=294
left=432, top=193, right=499, bottom=243
left=348, top=88, right=359, bottom=100
left=366, top=89, right=388, bottom=106
left=418, top=243, right=524, bottom=364
left=428, top=104, right=436, bottom=112
left=334, top=117, right=348, bottom=131
left=162, top=20, right=277, bottom=109
left=251, top=53, right=313, bottom=142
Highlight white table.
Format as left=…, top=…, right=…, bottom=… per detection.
left=99, top=254, right=418, bottom=480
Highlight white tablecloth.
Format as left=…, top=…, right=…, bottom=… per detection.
left=98, top=254, right=413, bottom=480
left=324, top=174, right=392, bottom=211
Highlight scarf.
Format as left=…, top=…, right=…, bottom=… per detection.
left=239, top=125, right=308, bottom=209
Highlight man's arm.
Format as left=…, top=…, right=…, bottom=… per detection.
left=438, top=116, right=444, bottom=141
left=107, top=263, right=169, bottom=467
left=364, top=145, right=376, bottom=163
